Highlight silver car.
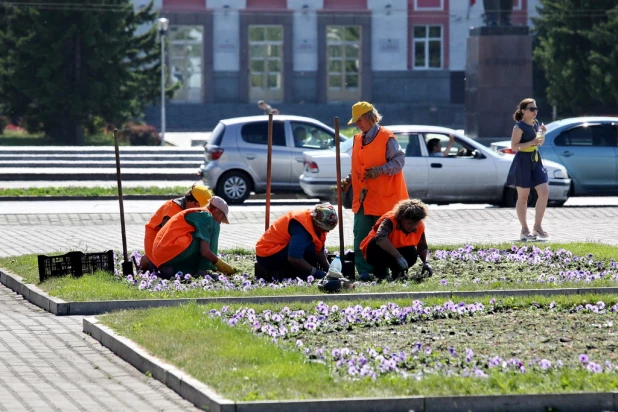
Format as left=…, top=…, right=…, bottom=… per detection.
left=199, top=115, right=347, bottom=204
left=299, top=125, right=571, bottom=207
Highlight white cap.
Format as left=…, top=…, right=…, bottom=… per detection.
left=209, top=196, right=229, bottom=224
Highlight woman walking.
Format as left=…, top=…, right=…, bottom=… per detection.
left=506, top=98, right=549, bottom=241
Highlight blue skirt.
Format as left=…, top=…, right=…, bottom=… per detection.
left=506, top=151, right=549, bottom=189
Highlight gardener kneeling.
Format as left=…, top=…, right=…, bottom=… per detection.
left=360, top=199, right=433, bottom=281
left=255, top=203, right=338, bottom=281
left=151, top=196, right=236, bottom=279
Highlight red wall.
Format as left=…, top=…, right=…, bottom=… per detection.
left=162, top=0, right=205, bottom=11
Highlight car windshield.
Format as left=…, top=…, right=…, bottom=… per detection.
left=333, top=135, right=354, bottom=152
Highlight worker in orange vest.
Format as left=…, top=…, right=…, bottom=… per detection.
left=360, top=199, right=433, bottom=281
left=339, top=102, right=408, bottom=281
left=255, top=203, right=338, bottom=281
left=151, top=196, right=235, bottom=278
left=139, top=184, right=213, bottom=271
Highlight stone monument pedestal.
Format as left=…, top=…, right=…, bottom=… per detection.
left=465, top=26, right=532, bottom=139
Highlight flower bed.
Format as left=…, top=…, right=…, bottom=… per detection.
left=99, top=294, right=618, bottom=401
left=210, top=298, right=618, bottom=381
left=126, top=244, right=618, bottom=294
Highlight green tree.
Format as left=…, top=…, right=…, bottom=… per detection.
left=533, top=0, right=617, bottom=116
left=0, top=0, right=169, bottom=144
left=588, top=6, right=618, bottom=110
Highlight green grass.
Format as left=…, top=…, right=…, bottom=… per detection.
left=0, top=186, right=194, bottom=197
left=1, top=242, right=617, bottom=302
left=0, top=131, right=126, bottom=146
left=100, top=293, right=618, bottom=401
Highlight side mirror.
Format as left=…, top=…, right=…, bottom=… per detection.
left=473, top=149, right=483, bottom=159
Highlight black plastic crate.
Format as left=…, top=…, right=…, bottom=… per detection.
left=38, top=250, right=114, bottom=282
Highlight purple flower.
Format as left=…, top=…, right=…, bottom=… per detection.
left=296, top=339, right=303, bottom=348
left=579, top=354, right=589, bottom=364
left=539, top=359, right=551, bottom=370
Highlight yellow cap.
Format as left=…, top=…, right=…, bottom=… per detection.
left=348, top=101, right=374, bottom=125
left=191, top=185, right=213, bottom=207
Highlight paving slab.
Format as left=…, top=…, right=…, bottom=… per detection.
left=0, top=283, right=197, bottom=411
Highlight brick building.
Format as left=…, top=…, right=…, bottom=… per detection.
left=139, top=0, right=539, bottom=131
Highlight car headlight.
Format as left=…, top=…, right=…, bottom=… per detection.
left=553, top=169, right=567, bottom=179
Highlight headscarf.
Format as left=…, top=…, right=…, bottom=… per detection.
left=310, top=203, right=338, bottom=231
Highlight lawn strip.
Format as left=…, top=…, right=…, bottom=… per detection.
left=1, top=242, right=617, bottom=302
left=99, top=297, right=618, bottom=402
left=0, top=186, right=193, bottom=198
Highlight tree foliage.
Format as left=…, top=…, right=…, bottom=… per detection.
left=0, top=0, right=168, bottom=144
left=533, top=1, right=618, bottom=115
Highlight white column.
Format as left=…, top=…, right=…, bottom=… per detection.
left=367, top=0, right=408, bottom=71
left=288, top=0, right=323, bottom=72
left=448, top=1, right=484, bottom=71
left=210, top=0, right=246, bottom=72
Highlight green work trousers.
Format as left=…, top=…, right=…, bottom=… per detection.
left=353, top=205, right=380, bottom=275
left=162, top=233, right=215, bottom=276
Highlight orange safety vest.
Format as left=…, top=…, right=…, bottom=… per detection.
left=144, top=198, right=184, bottom=261
left=151, top=208, right=204, bottom=267
left=351, top=127, right=408, bottom=216
left=256, top=210, right=326, bottom=257
left=360, top=211, right=425, bottom=258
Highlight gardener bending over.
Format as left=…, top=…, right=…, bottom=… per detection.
left=140, top=184, right=213, bottom=271
left=360, top=199, right=433, bottom=281
left=255, top=203, right=338, bottom=281
left=151, top=196, right=236, bottom=278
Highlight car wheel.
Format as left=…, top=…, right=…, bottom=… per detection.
left=216, top=171, right=252, bottom=204
left=501, top=187, right=537, bottom=208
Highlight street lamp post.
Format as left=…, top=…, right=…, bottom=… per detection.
left=158, top=17, right=169, bottom=146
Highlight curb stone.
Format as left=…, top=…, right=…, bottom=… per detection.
left=84, top=318, right=618, bottom=412
left=83, top=318, right=234, bottom=412
left=2, top=268, right=618, bottom=316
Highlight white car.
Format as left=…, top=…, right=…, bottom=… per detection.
left=299, top=125, right=571, bottom=207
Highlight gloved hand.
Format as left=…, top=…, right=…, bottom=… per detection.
left=314, top=270, right=327, bottom=279
left=214, top=258, right=236, bottom=275
left=421, top=262, right=433, bottom=278
left=395, top=256, right=408, bottom=271
left=364, top=167, right=381, bottom=180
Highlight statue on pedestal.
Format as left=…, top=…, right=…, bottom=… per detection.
left=483, top=0, right=514, bottom=26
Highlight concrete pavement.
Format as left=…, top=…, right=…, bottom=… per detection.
left=0, top=284, right=197, bottom=411
left=2, top=199, right=618, bottom=258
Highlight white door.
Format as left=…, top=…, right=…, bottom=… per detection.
left=424, top=133, right=498, bottom=201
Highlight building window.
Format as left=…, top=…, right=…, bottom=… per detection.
left=326, top=26, right=361, bottom=101
left=249, top=25, right=283, bottom=103
left=169, top=25, right=203, bottom=103
left=413, top=25, right=442, bottom=69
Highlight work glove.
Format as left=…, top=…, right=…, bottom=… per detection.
left=214, top=258, right=236, bottom=275
left=314, top=270, right=327, bottom=279
left=363, top=167, right=381, bottom=180
left=395, top=256, right=408, bottom=271
left=421, top=262, right=433, bottom=278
